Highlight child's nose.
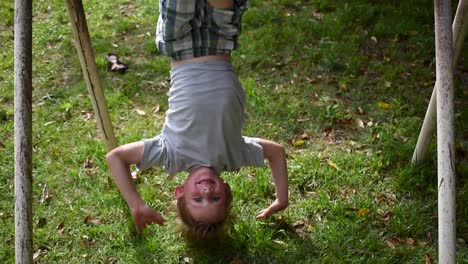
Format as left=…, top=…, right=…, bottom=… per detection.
left=201, top=184, right=214, bottom=192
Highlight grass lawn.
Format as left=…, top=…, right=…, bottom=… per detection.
left=1, top=0, right=467, bottom=263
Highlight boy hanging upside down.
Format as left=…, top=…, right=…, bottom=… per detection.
left=106, top=0, right=288, bottom=242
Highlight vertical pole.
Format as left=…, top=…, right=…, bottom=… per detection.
left=412, top=0, right=468, bottom=164
left=452, top=0, right=468, bottom=64
left=14, top=0, right=33, bottom=262
left=65, top=0, right=117, bottom=152
left=434, top=0, right=456, bottom=263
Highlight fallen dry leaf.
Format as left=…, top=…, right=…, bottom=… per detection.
left=377, top=102, right=390, bottom=109
left=385, top=239, right=397, bottom=250
left=357, top=107, right=364, bottom=115
left=377, top=209, right=393, bottom=221
left=81, top=110, right=92, bottom=121
left=135, top=108, right=146, bottom=116
left=357, top=119, right=365, bottom=128
left=299, top=131, right=310, bottom=140
left=82, top=156, right=94, bottom=169
left=427, top=231, right=433, bottom=244
left=425, top=253, right=434, bottom=264
left=84, top=215, right=101, bottom=226
left=153, top=105, right=161, bottom=114
left=230, top=257, right=244, bottom=264
left=33, top=249, right=42, bottom=260
left=105, top=257, right=117, bottom=264
left=57, top=222, right=65, bottom=235
left=327, top=160, right=340, bottom=171
left=44, top=121, right=55, bottom=126
left=357, top=208, right=369, bottom=218
left=293, top=140, right=306, bottom=147
left=39, top=184, right=52, bottom=204
left=273, top=239, right=287, bottom=246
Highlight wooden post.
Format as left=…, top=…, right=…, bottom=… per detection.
left=14, top=0, right=33, bottom=262
left=65, top=0, right=117, bottom=152
left=412, top=0, right=468, bottom=164
left=434, top=0, right=456, bottom=263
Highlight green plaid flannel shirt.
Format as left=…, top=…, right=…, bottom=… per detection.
left=156, top=0, right=248, bottom=61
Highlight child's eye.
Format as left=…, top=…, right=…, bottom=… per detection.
left=193, top=197, right=202, bottom=202
left=211, top=197, right=220, bottom=202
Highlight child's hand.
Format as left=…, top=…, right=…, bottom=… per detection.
left=256, top=198, right=288, bottom=219
left=131, top=203, right=165, bottom=233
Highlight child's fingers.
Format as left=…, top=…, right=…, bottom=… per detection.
left=255, top=208, right=270, bottom=219
left=154, top=214, right=165, bottom=226
left=134, top=223, right=142, bottom=233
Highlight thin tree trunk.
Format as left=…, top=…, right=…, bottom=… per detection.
left=14, top=0, right=33, bottom=263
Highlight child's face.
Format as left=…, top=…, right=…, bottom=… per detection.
left=174, top=167, right=231, bottom=223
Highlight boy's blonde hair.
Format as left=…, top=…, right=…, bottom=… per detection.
left=176, top=189, right=233, bottom=245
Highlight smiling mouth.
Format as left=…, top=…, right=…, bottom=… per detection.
left=197, top=179, right=215, bottom=184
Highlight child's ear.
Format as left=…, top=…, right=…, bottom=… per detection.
left=223, top=182, right=232, bottom=195
left=174, top=184, right=184, bottom=199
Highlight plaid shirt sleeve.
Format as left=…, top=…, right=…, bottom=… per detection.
left=156, top=0, right=248, bottom=61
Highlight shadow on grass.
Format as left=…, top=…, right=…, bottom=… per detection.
left=130, top=217, right=319, bottom=264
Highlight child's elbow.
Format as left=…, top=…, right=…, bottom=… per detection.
left=271, top=143, right=286, bottom=161
left=105, top=148, right=119, bottom=166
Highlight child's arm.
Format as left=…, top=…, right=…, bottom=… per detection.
left=256, top=139, right=289, bottom=219
left=106, top=142, right=165, bottom=233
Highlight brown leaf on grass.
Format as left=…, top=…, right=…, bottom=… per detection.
left=39, top=184, right=52, bottom=204
left=299, top=131, right=310, bottom=140
left=356, top=107, right=365, bottom=115
left=135, top=108, right=146, bottom=116
left=81, top=110, right=92, bottom=121
left=44, top=121, right=55, bottom=126
left=57, top=222, right=65, bottom=235
left=273, top=239, right=287, bottom=247
left=153, top=105, right=161, bottom=114
left=313, top=11, right=323, bottom=20
left=83, top=156, right=98, bottom=176
left=327, top=160, right=340, bottom=171
left=377, top=209, right=393, bottom=222
left=84, top=215, right=101, bottom=226
left=357, top=119, right=365, bottom=128
left=82, top=235, right=96, bottom=246
left=378, top=102, right=390, bottom=109
left=83, top=156, right=94, bottom=169
left=33, top=249, right=42, bottom=260
left=427, top=231, right=433, bottom=244
left=405, top=238, right=415, bottom=247
left=306, top=77, right=319, bottom=84
left=293, top=139, right=306, bottom=147
left=357, top=208, right=369, bottom=218
left=385, top=237, right=416, bottom=250
left=385, top=239, right=396, bottom=250
left=290, top=131, right=311, bottom=148
left=230, top=257, right=244, bottom=264
left=0, top=141, right=5, bottom=149
left=339, top=188, right=356, bottom=199
left=425, top=253, right=434, bottom=264
left=105, top=257, right=117, bottom=264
